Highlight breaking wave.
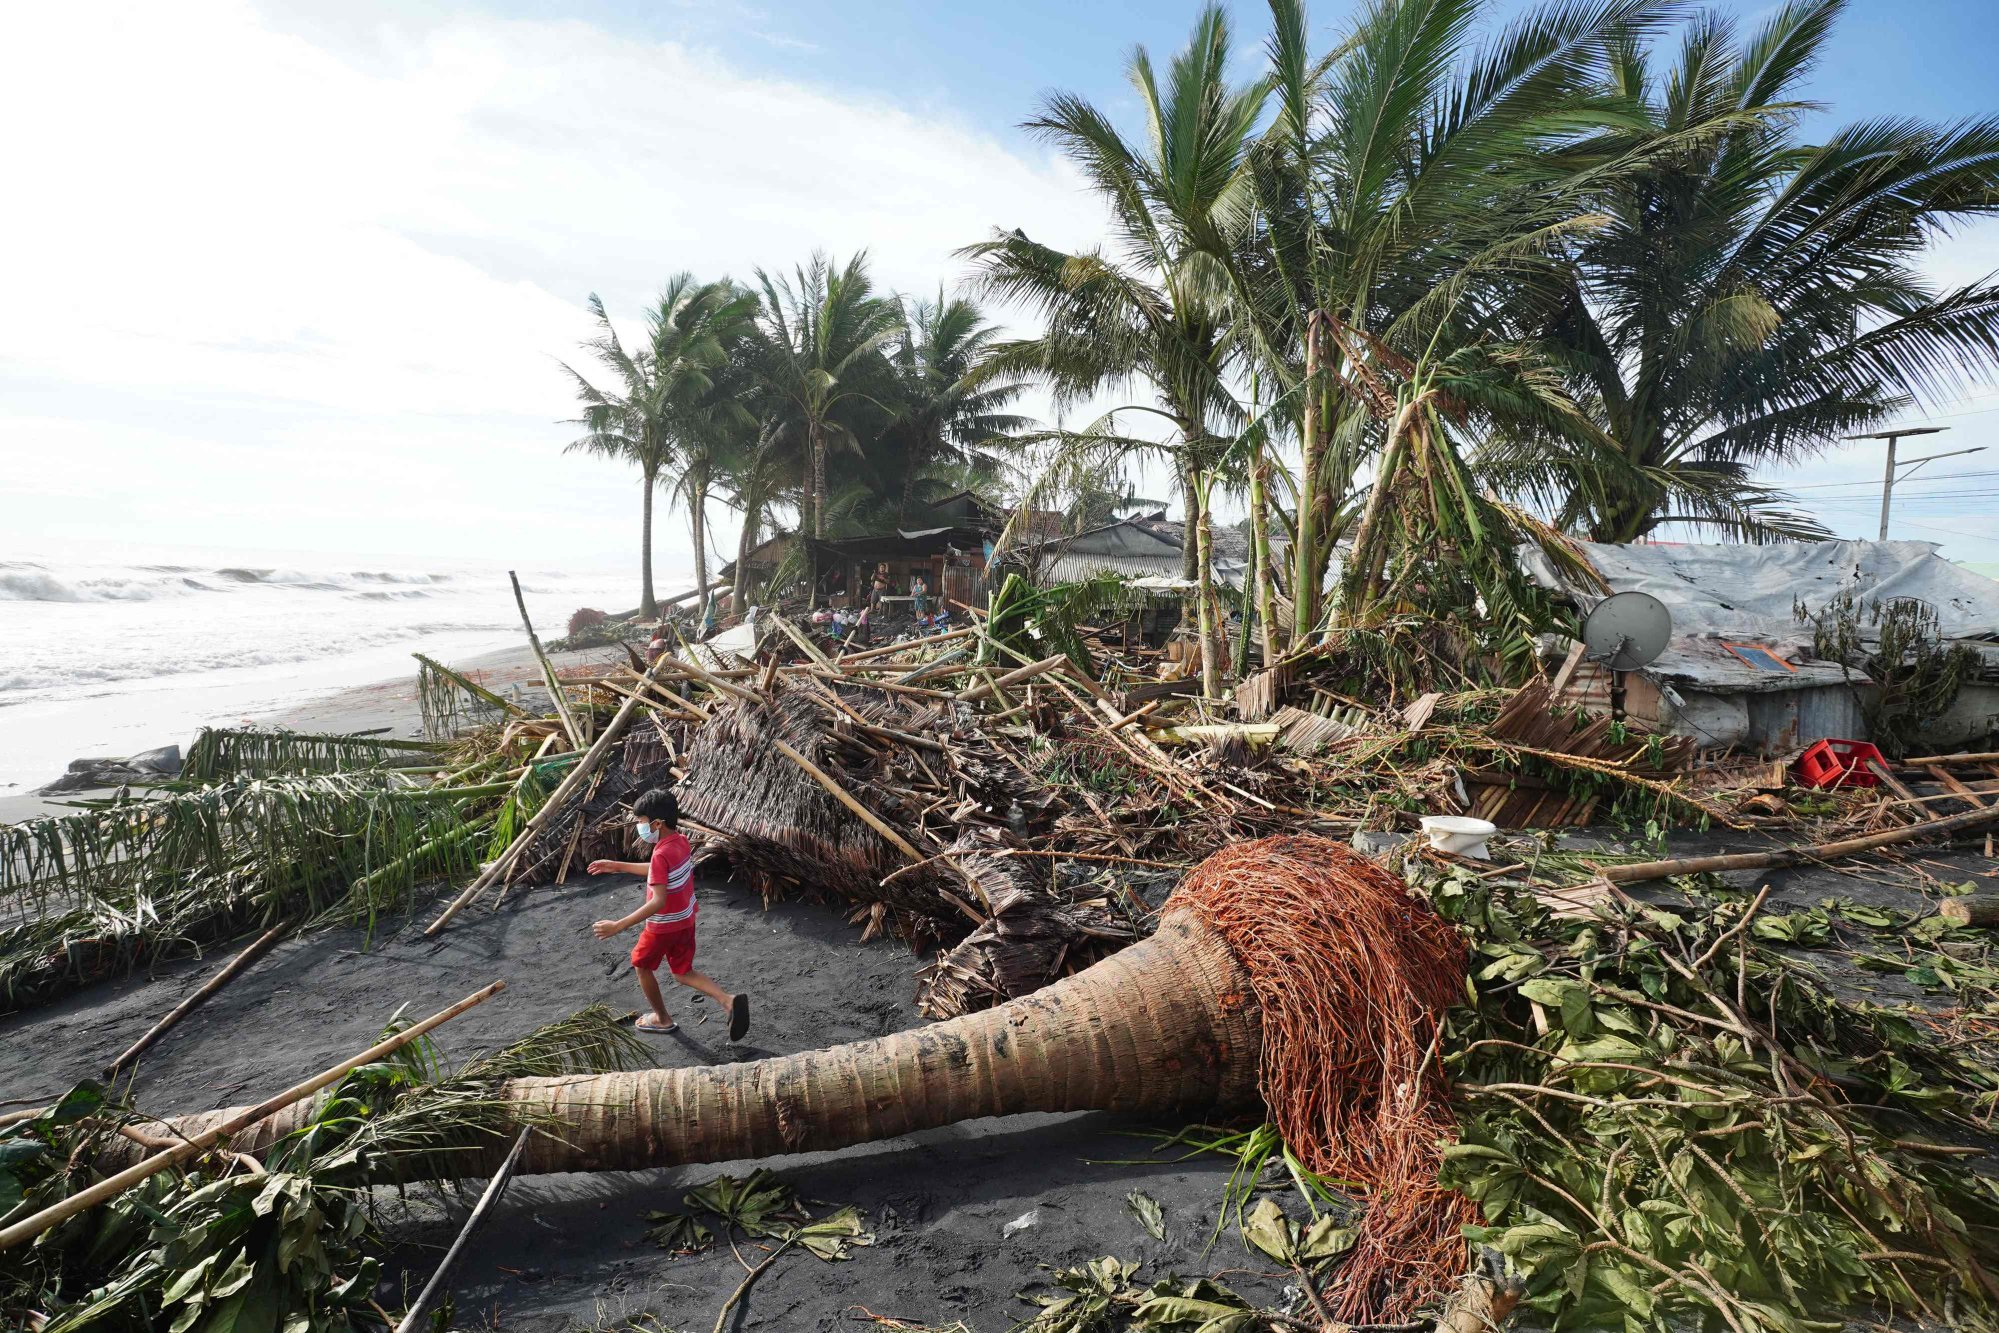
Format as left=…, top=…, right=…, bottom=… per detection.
left=0, top=561, right=454, bottom=603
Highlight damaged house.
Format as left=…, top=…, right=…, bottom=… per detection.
left=1524, top=538, right=1999, bottom=754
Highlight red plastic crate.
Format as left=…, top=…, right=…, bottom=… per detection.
left=1793, top=738, right=1885, bottom=789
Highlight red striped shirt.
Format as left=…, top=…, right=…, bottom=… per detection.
left=646, top=833, right=696, bottom=927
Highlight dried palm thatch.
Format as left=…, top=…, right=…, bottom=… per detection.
left=1171, top=836, right=1472, bottom=1323
left=676, top=684, right=1033, bottom=923
left=914, top=848, right=1138, bottom=1020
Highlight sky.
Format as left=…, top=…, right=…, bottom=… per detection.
left=3, top=0, right=1998, bottom=583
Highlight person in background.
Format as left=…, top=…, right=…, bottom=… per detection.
left=870, top=563, right=891, bottom=610
left=585, top=787, right=750, bottom=1039
left=909, top=569, right=929, bottom=616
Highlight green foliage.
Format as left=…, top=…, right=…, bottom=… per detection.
left=182, top=728, right=443, bottom=785
left=0, top=1008, right=644, bottom=1333
left=1798, top=589, right=1982, bottom=759
left=983, top=572, right=1127, bottom=673
left=1015, top=1256, right=1272, bottom=1333
left=0, top=774, right=498, bottom=1014
left=644, top=1168, right=872, bottom=1263
left=1426, top=863, right=1999, bottom=1332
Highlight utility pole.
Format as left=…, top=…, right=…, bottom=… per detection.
left=1844, top=426, right=1982, bottom=540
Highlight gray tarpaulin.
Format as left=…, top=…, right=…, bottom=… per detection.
left=1526, top=538, right=1999, bottom=640
left=1520, top=539, right=1999, bottom=750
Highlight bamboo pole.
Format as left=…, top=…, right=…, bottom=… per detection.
left=1603, top=802, right=1999, bottom=884
left=1901, top=750, right=1999, bottom=767
left=0, top=981, right=504, bottom=1251
left=425, top=652, right=679, bottom=936
left=834, top=625, right=975, bottom=665
left=955, top=653, right=1068, bottom=703
left=770, top=739, right=926, bottom=862
left=392, top=1126, right=533, bottom=1333
left=510, top=570, right=584, bottom=751
left=770, top=613, right=833, bottom=667
left=103, top=924, right=288, bottom=1076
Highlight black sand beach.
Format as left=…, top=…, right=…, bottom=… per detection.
left=0, top=647, right=1270, bottom=1330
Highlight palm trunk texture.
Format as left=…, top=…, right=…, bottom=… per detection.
left=689, top=478, right=710, bottom=610
left=639, top=470, right=659, bottom=620
left=1291, top=311, right=1323, bottom=643
left=114, top=915, right=1261, bottom=1179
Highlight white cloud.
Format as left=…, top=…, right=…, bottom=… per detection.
left=0, top=0, right=1105, bottom=570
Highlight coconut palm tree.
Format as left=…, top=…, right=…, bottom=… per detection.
left=561, top=277, right=756, bottom=618
left=1228, top=0, right=1676, bottom=639
left=1491, top=0, right=1999, bottom=543
left=883, top=292, right=1034, bottom=522
left=963, top=3, right=1268, bottom=698
left=751, top=252, right=907, bottom=541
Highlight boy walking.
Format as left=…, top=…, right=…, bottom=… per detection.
left=587, top=787, right=750, bottom=1039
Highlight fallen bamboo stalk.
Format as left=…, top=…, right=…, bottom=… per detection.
left=511, top=570, right=585, bottom=750
left=799, top=682, right=947, bottom=752
left=0, top=981, right=504, bottom=1251
left=1900, top=749, right=1999, bottom=767
left=598, top=674, right=711, bottom=723
left=672, top=648, right=762, bottom=703
left=770, top=613, right=833, bottom=667
left=103, top=924, right=289, bottom=1076
left=1144, top=723, right=1282, bottom=746
left=834, top=625, right=973, bottom=665
left=770, top=739, right=927, bottom=863
left=425, top=652, right=679, bottom=935
left=1603, top=801, right=1999, bottom=884
left=955, top=653, right=1068, bottom=703
left=1103, top=701, right=1161, bottom=732
left=804, top=668, right=953, bottom=700
left=392, top=1126, right=533, bottom=1333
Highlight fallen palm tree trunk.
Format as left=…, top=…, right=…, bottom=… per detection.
left=104, top=837, right=1472, bottom=1320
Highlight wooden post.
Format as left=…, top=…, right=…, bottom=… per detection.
left=0, top=982, right=504, bottom=1251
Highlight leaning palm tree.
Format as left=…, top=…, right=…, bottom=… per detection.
left=1228, top=0, right=1677, bottom=640
left=883, top=292, right=1034, bottom=522
left=561, top=277, right=756, bottom=618
left=751, top=252, right=907, bottom=540
left=964, top=3, right=1267, bottom=698
left=1491, top=0, right=1999, bottom=543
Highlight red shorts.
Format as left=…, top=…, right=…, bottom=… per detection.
left=631, top=922, right=696, bottom=975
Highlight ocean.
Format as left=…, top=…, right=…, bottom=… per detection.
left=0, top=546, right=654, bottom=796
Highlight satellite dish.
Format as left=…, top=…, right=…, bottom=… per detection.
left=1581, top=591, right=1672, bottom=672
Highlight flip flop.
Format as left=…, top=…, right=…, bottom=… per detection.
left=728, top=993, right=751, bottom=1041
left=634, top=1014, right=678, bottom=1034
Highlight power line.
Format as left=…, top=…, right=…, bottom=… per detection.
left=1784, top=468, right=1999, bottom=491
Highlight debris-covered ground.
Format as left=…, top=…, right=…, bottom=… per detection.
left=4, top=611, right=1998, bottom=1333
left=0, top=869, right=1286, bottom=1332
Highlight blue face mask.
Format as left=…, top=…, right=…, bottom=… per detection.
left=635, top=821, right=659, bottom=844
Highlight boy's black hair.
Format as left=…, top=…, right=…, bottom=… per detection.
left=632, top=787, right=679, bottom=828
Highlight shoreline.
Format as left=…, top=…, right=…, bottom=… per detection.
left=0, top=640, right=630, bottom=826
